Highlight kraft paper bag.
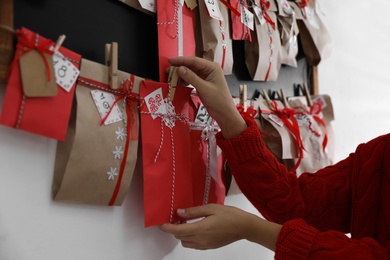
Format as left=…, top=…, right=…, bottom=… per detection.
left=195, top=0, right=234, bottom=74
left=52, top=58, right=142, bottom=206
left=291, top=0, right=332, bottom=66
left=245, top=0, right=282, bottom=81
left=275, top=0, right=299, bottom=67
left=0, top=27, right=81, bottom=141
left=285, top=88, right=335, bottom=176
left=140, top=80, right=195, bottom=227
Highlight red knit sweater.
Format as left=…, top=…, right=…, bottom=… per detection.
left=216, top=117, right=390, bottom=259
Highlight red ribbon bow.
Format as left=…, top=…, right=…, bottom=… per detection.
left=236, top=104, right=258, bottom=119
left=260, top=0, right=276, bottom=31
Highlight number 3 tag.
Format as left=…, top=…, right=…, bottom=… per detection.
left=53, top=51, right=80, bottom=92
left=195, top=103, right=211, bottom=125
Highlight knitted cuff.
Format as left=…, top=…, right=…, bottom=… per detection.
left=275, top=218, right=318, bottom=260
left=216, top=116, right=264, bottom=164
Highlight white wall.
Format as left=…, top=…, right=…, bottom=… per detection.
left=1, top=1, right=390, bottom=259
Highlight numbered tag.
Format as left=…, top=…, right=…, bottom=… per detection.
left=53, top=52, right=80, bottom=92
left=241, top=6, right=254, bottom=31
left=195, top=103, right=211, bottom=125
left=204, top=0, right=223, bottom=20
left=253, top=5, right=266, bottom=25
left=144, top=88, right=167, bottom=119
left=268, top=114, right=284, bottom=127
left=91, top=90, right=123, bottom=125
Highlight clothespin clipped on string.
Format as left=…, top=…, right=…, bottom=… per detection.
left=239, top=84, right=247, bottom=110
left=105, top=42, right=118, bottom=90
left=168, top=66, right=179, bottom=101
left=270, top=89, right=289, bottom=108
left=293, top=83, right=312, bottom=106
left=261, top=89, right=273, bottom=109
left=53, top=34, right=66, bottom=53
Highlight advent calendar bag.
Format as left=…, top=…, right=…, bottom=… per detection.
left=52, top=57, right=142, bottom=206
left=228, top=0, right=252, bottom=42
left=156, top=0, right=196, bottom=82
left=187, top=91, right=226, bottom=207
left=245, top=0, right=282, bottom=81
left=195, top=0, right=234, bottom=74
left=0, top=27, right=81, bottom=141
left=291, top=0, right=332, bottom=65
left=140, top=80, right=195, bottom=227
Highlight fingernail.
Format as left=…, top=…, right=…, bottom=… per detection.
left=178, top=67, right=187, bottom=76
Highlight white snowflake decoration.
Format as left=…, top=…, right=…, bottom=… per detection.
left=107, top=167, right=118, bottom=181
left=113, top=146, right=124, bottom=160
left=115, top=126, right=126, bottom=141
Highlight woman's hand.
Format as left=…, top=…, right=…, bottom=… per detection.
left=160, top=204, right=281, bottom=251
left=168, top=56, right=247, bottom=139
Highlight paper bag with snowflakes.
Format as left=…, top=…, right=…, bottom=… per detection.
left=187, top=91, right=226, bottom=207
left=291, top=0, right=332, bottom=65
left=52, top=58, right=142, bottom=206
left=140, top=81, right=194, bottom=227
left=245, top=0, right=282, bottom=81
left=157, top=0, right=196, bottom=82
left=0, top=27, right=81, bottom=140
left=195, top=0, right=234, bottom=74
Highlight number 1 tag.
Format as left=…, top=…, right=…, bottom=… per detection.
left=195, top=103, right=211, bottom=125
left=204, top=0, right=223, bottom=20
left=53, top=51, right=80, bottom=92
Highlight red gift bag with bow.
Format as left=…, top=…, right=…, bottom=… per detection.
left=140, top=80, right=194, bottom=227
left=157, top=0, right=196, bottom=82
left=187, top=92, right=226, bottom=207
left=0, top=27, right=81, bottom=141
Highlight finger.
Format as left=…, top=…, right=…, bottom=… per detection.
left=176, top=66, right=209, bottom=94
left=160, top=222, right=198, bottom=236
left=177, top=204, right=217, bottom=219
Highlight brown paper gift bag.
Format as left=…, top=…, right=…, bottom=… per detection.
left=245, top=0, right=282, bottom=81
left=195, top=0, right=234, bottom=75
left=275, top=0, right=299, bottom=67
left=53, top=45, right=142, bottom=206
left=291, top=0, right=332, bottom=66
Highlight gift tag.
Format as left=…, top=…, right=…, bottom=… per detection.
left=204, top=0, right=223, bottom=20
left=19, top=50, right=58, bottom=97
left=312, top=96, right=327, bottom=110
left=144, top=88, right=167, bottom=119
left=137, top=0, right=156, bottom=13
left=253, top=5, right=266, bottom=25
left=279, top=0, right=293, bottom=15
left=91, top=90, right=123, bottom=125
left=53, top=52, right=80, bottom=92
left=241, top=6, right=254, bottom=31
left=195, top=103, right=211, bottom=125
left=268, top=114, right=284, bottom=127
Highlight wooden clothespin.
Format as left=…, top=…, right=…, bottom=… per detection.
left=239, top=84, right=247, bottom=110
left=105, top=42, right=118, bottom=89
left=53, top=34, right=66, bottom=53
left=261, top=89, right=273, bottom=109
left=168, top=66, right=179, bottom=101
left=302, top=83, right=313, bottom=106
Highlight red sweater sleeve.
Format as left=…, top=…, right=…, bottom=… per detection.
left=216, top=117, right=352, bottom=232
left=275, top=218, right=389, bottom=259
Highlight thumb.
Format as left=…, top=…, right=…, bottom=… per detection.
left=177, top=66, right=207, bottom=93
left=177, top=204, right=216, bottom=219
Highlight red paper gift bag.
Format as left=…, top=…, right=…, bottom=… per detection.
left=187, top=92, right=226, bottom=206
left=157, top=0, right=196, bottom=82
left=0, top=27, right=81, bottom=141
left=140, top=80, right=194, bottom=227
